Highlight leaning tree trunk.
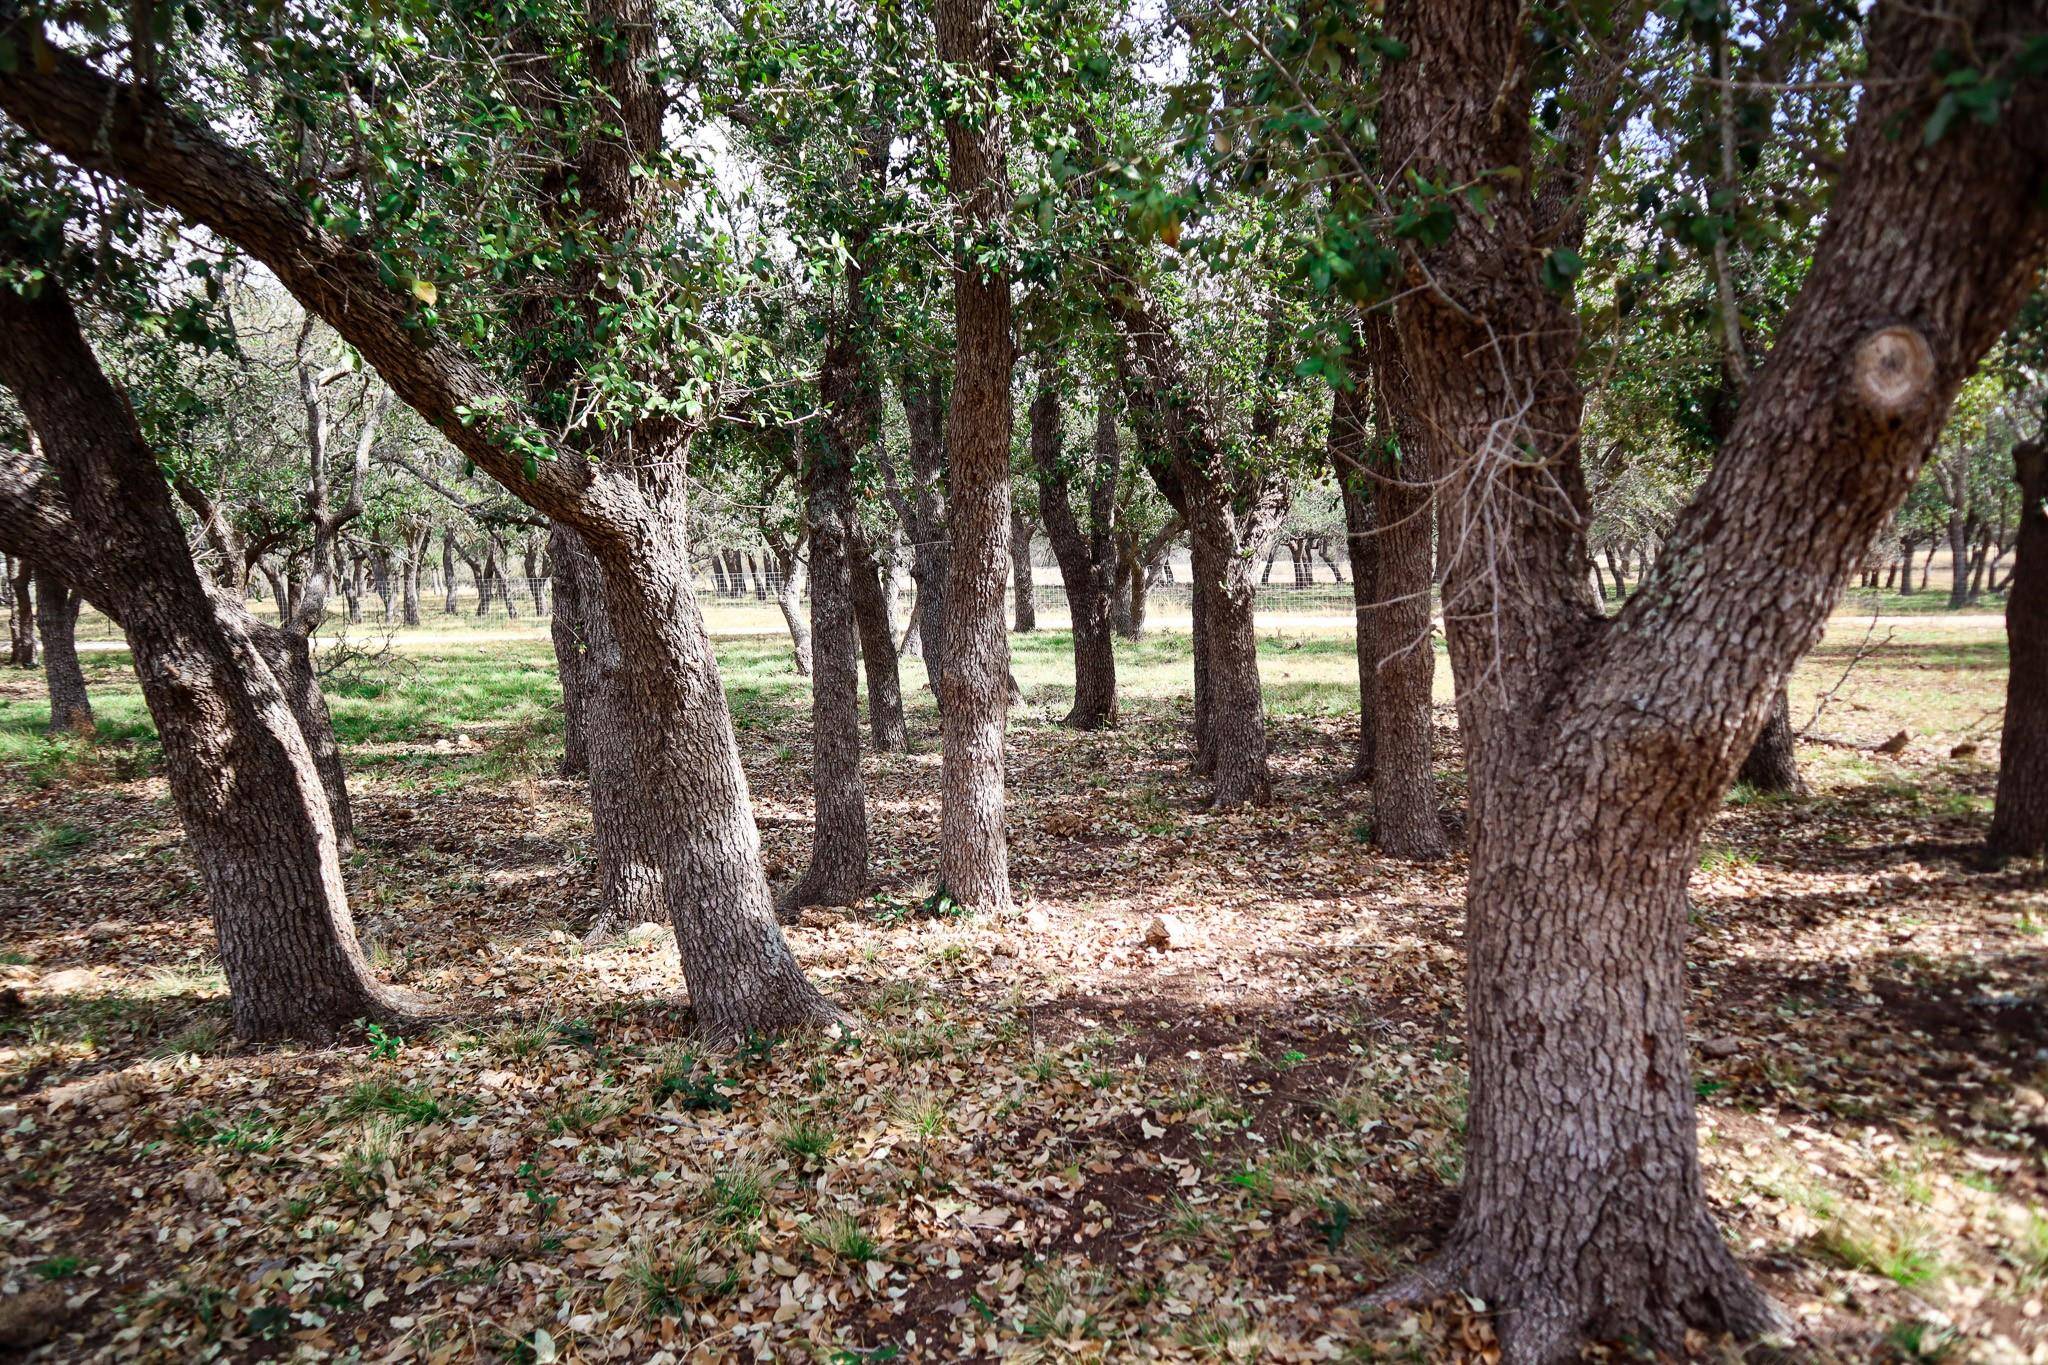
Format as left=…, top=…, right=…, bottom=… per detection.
left=579, top=500, right=843, bottom=1038
left=35, top=571, right=91, bottom=734
left=1990, top=435, right=2048, bottom=856
left=1363, top=336, right=1449, bottom=858
left=7, top=557, right=33, bottom=667
left=933, top=0, right=1015, bottom=913
left=781, top=434, right=871, bottom=913
left=0, top=275, right=412, bottom=1042
left=849, top=532, right=909, bottom=751
left=773, top=544, right=813, bottom=677
left=1737, top=685, right=1806, bottom=795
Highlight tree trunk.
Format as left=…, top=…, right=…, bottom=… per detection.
left=1369, top=0, right=2048, bottom=1355
left=932, top=0, right=1015, bottom=913
left=0, top=273, right=411, bottom=1042
left=1736, top=685, right=1806, bottom=795
left=255, top=624, right=357, bottom=857
left=7, top=556, right=34, bottom=667
left=1126, top=549, right=1151, bottom=639
left=343, top=552, right=364, bottom=623
left=1334, top=388, right=1378, bottom=782
left=849, top=532, right=909, bottom=751
left=1949, top=510, right=1973, bottom=608
left=1033, top=382, right=1119, bottom=729
left=1362, top=330, right=1449, bottom=858
left=525, top=541, right=547, bottom=615
left=774, top=543, right=813, bottom=677
left=401, top=536, right=424, bottom=626
left=782, top=434, right=871, bottom=912
left=372, top=549, right=393, bottom=622
left=0, top=8, right=842, bottom=1044
left=442, top=530, right=461, bottom=613
left=548, top=525, right=592, bottom=778
left=1990, top=436, right=2048, bottom=856
left=35, top=571, right=91, bottom=734
left=894, top=371, right=952, bottom=692
left=1010, top=504, right=1037, bottom=632
left=899, top=586, right=924, bottom=658
left=552, top=530, right=667, bottom=940
left=1192, top=527, right=1270, bottom=807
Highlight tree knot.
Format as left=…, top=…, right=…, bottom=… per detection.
left=1849, top=325, right=1935, bottom=421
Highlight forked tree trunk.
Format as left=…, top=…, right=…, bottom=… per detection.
left=578, top=501, right=841, bottom=1036
left=849, top=532, right=908, bottom=751
left=35, top=571, right=91, bottom=734
left=552, top=530, right=666, bottom=940
left=1990, top=436, right=2048, bottom=856
left=1371, top=0, right=2048, bottom=1356
left=1035, top=386, right=1120, bottom=730
left=933, top=0, right=1015, bottom=912
left=0, top=275, right=411, bottom=1042
left=1737, top=685, right=1806, bottom=795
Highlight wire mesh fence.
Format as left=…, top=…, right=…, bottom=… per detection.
left=62, top=548, right=1367, bottom=645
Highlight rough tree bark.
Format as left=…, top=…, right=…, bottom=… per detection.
left=1034, top=382, right=1121, bottom=729
left=848, top=532, right=909, bottom=751
left=549, top=525, right=592, bottom=778
left=1106, top=301, right=1287, bottom=807
left=771, top=535, right=813, bottom=677
left=1369, top=0, right=2048, bottom=1357
left=885, top=371, right=952, bottom=693
left=932, top=0, right=1015, bottom=911
left=0, top=5, right=844, bottom=1040
left=1332, top=384, right=1378, bottom=783
left=1357, top=329, right=1449, bottom=859
left=1737, top=688, right=1807, bottom=795
left=1010, top=502, right=1037, bottom=632
left=0, top=274, right=414, bottom=1043
left=781, top=287, right=880, bottom=911
left=35, top=569, right=92, bottom=734
left=440, top=530, right=461, bottom=613
left=6, top=556, right=32, bottom=667
left=551, top=529, right=666, bottom=939
left=1990, top=433, right=2048, bottom=856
